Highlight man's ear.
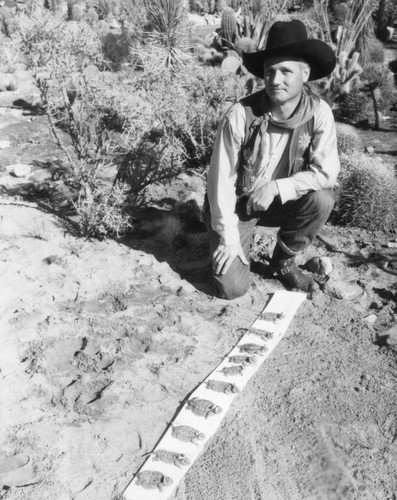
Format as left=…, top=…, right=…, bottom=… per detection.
left=302, top=64, right=311, bottom=82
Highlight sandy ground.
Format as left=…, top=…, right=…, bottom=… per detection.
left=1, top=71, right=397, bottom=500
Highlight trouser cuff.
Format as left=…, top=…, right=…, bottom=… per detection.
left=276, top=234, right=302, bottom=256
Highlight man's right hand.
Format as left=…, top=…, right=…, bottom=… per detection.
left=212, top=242, right=249, bottom=276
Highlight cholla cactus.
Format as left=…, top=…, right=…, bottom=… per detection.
left=335, top=122, right=362, bottom=155
left=322, top=51, right=363, bottom=103
left=335, top=51, right=363, bottom=94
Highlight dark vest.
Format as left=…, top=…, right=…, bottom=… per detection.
left=236, top=89, right=315, bottom=197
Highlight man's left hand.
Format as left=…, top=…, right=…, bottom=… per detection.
left=247, top=181, right=279, bottom=215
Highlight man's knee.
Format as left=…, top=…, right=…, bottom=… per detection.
left=309, top=189, right=335, bottom=210
left=305, top=189, right=335, bottom=217
left=213, top=273, right=250, bottom=300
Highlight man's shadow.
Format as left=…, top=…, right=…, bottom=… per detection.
left=122, top=199, right=214, bottom=295
left=121, top=198, right=275, bottom=296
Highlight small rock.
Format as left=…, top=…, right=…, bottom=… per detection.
left=384, top=325, right=397, bottom=346
left=305, top=256, right=333, bottom=276
left=324, top=280, right=363, bottom=300
left=136, top=254, right=155, bottom=267
left=364, top=314, right=377, bottom=324
left=364, top=146, right=375, bottom=154
left=5, top=77, right=18, bottom=91
left=140, top=383, right=168, bottom=402
left=8, top=163, right=32, bottom=177
left=0, top=453, right=35, bottom=487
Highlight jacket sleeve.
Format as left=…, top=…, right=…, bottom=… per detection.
left=206, top=103, right=245, bottom=245
left=275, top=99, right=340, bottom=203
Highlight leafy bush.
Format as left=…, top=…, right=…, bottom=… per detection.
left=337, top=152, right=397, bottom=232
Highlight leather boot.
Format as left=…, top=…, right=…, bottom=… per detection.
left=271, top=244, right=319, bottom=293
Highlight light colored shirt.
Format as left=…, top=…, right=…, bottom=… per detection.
left=207, top=97, right=340, bottom=245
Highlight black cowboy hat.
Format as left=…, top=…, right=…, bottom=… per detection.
left=242, top=20, right=336, bottom=81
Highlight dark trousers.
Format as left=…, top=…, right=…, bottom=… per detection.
left=205, top=189, right=335, bottom=299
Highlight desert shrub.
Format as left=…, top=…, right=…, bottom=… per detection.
left=185, top=67, right=246, bottom=169
left=333, top=86, right=372, bottom=123
left=337, top=151, right=397, bottom=231
left=76, top=182, right=132, bottom=238
left=365, top=36, right=385, bottom=65
left=102, top=29, right=133, bottom=67
left=335, top=122, right=362, bottom=155
left=12, top=8, right=135, bottom=236
left=116, top=133, right=186, bottom=206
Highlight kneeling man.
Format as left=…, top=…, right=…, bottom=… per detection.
left=206, top=19, right=340, bottom=299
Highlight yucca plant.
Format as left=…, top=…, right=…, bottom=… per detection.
left=145, top=0, right=191, bottom=74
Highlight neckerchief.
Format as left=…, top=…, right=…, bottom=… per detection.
left=249, top=86, right=320, bottom=174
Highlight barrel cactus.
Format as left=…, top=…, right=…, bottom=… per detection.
left=337, top=152, right=397, bottom=231
left=335, top=122, right=362, bottom=156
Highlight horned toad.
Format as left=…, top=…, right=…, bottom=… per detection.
left=249, top=328, right=274, bottom=340
left=228, top=355, right=256, bottom=366
left=149, top=449, right=190, bottom=468
left=170, top=424, right=205, bottom=444
left=135, top=470, right=173, bottom=491
left=186, top=397, right=222, bottom=418
left=238, top=343, right=267, bottom=354
left=260, top=311, right=284, bottom=322
left=219, top=365, right=244, bottom=376
left=205, top=379, right=239, bottom=394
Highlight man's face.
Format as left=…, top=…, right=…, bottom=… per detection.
left=263, top=57, right=310, bottom=107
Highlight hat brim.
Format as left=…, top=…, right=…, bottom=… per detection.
left=242, top=40, right=336, bottom=81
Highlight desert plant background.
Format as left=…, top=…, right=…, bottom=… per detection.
left=1, top=0, right=396, bottom=236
